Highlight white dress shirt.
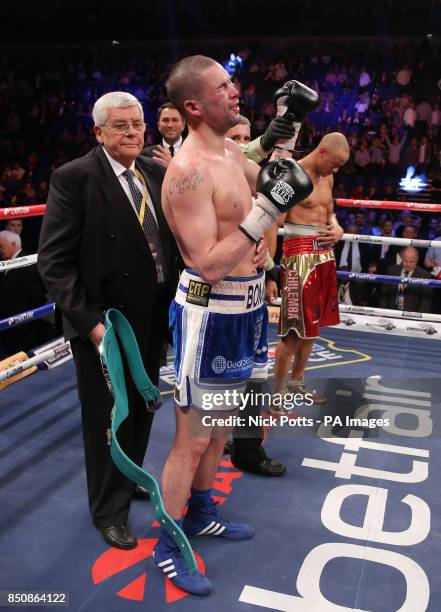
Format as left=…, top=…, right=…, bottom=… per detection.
left=103, top=147, right=158, bottom=224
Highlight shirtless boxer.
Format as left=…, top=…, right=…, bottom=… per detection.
left=153, top=55, right=315, bottom=595
left=268, top=133, right=349, bottom=408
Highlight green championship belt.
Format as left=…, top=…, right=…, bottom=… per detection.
left=100, top=308, right=197, bottom=573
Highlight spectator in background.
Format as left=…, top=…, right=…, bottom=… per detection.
left=383, top=183, right=398, bottom=201
left=386, top=133, right=407, bottom=177
left=417, top=136, right=431, bottom=174
left=0, top=230, right=54, bottom=358
left=430, top=103, right=441, bottom=140
left=426, top=216, right=441, bottom=241
left=354, top=96, right=369, bottom=114
left=3, top=218, right=23, bottom=236
left=396, top=64, right=412, bottom=90
left=335, top=223, right=372, bottom=305
left=359, top=67, right=371, bottom=91
left=401, top=137, right=419, bottom=169
left=366, top=180, right=381, bottom=201
left=380, top=247, right=432, bottom=312
left=354, top=142, right=370, bottom=175
left=369, top=138, right=386, bottom=175
left=424, top=232, right=441, bottom=272
left=424, top=230, right=441, bottom=315
left=225, top=114, right=251, bottom=147
left=2, top=218, right=35, bottom=252
left=142, top=102, right=186, bottom=168
left=394, top=210, right=414, bottom=234
left=354, top=209, right=368, bottom=233
left=334, top=181, right=347, bottom=198
left=350, top=182, right=365, bottom=199
left=364, top=209, right=378, bottom=233
left=372, top=213, right=390, bottom=236
left=415, top=99, right=432, bottom=137
left=403, top=101, right=416, bottom=136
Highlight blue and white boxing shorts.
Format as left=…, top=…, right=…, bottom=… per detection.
left=169, top=269, right=268, bottom=411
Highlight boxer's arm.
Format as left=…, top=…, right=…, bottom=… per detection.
left=244, top=158, right=260, bottom=194
left=226, top=138, right=260, bottom=194
left=264, top=215, right=286, bottom=259
left=165, top=159, right=256, bottom=285
left=316, top=177, right=344, bottom=245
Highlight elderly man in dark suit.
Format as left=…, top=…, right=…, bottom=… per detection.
left=380, top=246, right=432, bottom=312
left=38, top=92, right=180, bottom=549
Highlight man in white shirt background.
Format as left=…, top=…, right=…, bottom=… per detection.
left=335, top=223, right=372, bottom=305
left=142, top=102, right=186, bottom=167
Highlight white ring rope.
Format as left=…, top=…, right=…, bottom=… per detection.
left=0, top=341, right=71, bottom=383
left=2, top=235, right=440, bottom=275
left=339, top=304, right=441, bottom=322
left=276, top=228, right=441, bottom=248
left=0, top=254, right=38, bottom=271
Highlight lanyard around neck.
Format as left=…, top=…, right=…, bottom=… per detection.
left=133, top=168, right=148, bottom=226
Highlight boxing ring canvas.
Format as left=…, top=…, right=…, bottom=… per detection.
left=0, top=323, right=439, bottom=611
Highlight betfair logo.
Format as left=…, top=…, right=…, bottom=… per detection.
left=186, top=280, right=211, bottom=307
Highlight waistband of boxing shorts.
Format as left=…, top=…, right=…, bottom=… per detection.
left=283, top=233, right=334, bottom=257
left=284, top=222, right=328, bottom=237
left=175, top=268, right=265, bottom=314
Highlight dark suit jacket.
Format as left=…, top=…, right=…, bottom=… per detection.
left=379, top=264, right=433, bottom=312
left=142, top=144, right=161, bottom=158
left=334, top=240, right=372, bottom=273
left=142, top=139, right=184, bottom=159
left=335, top=240, right=373, bottom=305
left=37, top=146, right=180, bottom=346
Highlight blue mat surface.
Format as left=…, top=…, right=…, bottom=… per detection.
left=0, top=325, right=440, bottom=611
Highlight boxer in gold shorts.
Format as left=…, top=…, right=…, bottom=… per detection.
left=265, top=133, right=350, bottom=406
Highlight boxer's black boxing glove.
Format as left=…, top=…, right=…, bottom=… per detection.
left=239, top=159, right=313, bottom=243
left=260, top=114, right=296, bottom=152
left=273, top=80, right=320, bottom=120
left=273, top=81, right=319, bottom=151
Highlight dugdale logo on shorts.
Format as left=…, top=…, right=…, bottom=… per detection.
left=211, top=355, right=254, bottom=375
left=211, top=356, right=227, bottom=374
left=186, top=280, right=211, bottom=307
left=270, top=181, right=295, bottom=206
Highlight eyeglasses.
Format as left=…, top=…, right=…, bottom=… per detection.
left=101, top=121, right=146, bottom=134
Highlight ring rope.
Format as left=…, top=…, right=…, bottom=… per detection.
left=338, top=304, right=441, bottom=322
left=1, top=197, right=440, bottom=222
left=276, top=229, right=441, bottom=248
left=335, top=198, right=441, bottom=212
left=0, top=341, right=70, bottom=383
left=337, top=270, right=441, bottom=287
left=337, top=234, right=439, bottom=248
left=3, top=234, right=441, bottom=275
left=0, top=254, right=38, bottom=272
left=0, top=303, right=55, bottom=331
left=0, top=205, right=46, bottom=219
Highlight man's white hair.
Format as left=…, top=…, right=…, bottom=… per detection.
left=0, top=230, right=22, bottom=248
left=92, top=91, right=143, bottom=126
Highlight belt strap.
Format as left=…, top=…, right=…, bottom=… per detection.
left=100, top=308, right=197, bottom=574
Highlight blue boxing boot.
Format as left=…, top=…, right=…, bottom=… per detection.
left=153, top=521, right=212, bottom=596
left=183, top=488, right=254, bottom=541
